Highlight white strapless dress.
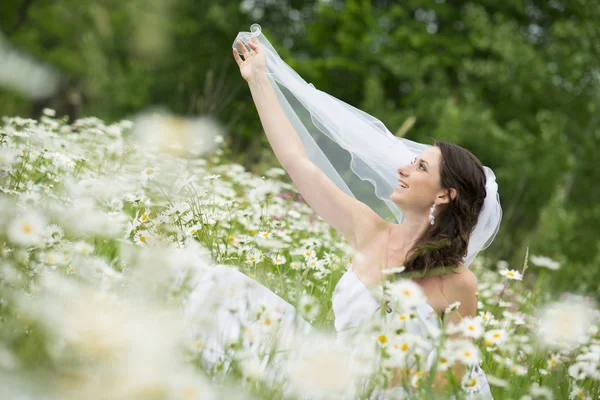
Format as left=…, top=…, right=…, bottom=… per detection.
left=186, top=266, right=493, bottom=399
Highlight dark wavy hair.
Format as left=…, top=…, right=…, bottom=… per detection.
left=401, top=141, right=487, bottom=277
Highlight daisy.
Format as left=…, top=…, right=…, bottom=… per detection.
left=530, top=255, right=561, bottom=270
left=42, top=224, right=64, bottom=243
left=386, top=279, right=428, bottom=310
left=271, top=254, right=286, bottom=265
left=202, top=174, right=221, bottom=182
left=459, top=317, right=484, bottom=339
left=499, top=269, right=523, bottom=280
left=444, top=301, right=461, bottom=315
left=71, top=241, right=94, bottom=256
left=256, top=231, right=272, bottom=240
left=451, top=339, right=481, bottom=366
left=483, top=329, right=507, bottom=347
left=289, top=262, right=301, bottom=270
left=569, top=385, right=589, bottom=400
left=133, top=230, right=152, bottom=246
left=536, top=297, right=595, bottom=349
left=7, top=211, right=47, bottom=246
left=477, top=311, right=495, bottom=326
left=246, top=249, right=263, bottom=264
left=461, top=371, right=482, bottom=392
left=185, top=225, right=201, bottom=237
left=138, top=208, right=151, bottom=223
left=140, top=167, right=159, bottom=182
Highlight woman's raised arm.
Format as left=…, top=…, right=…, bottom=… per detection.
left=233, top=38, right=383, bottom=248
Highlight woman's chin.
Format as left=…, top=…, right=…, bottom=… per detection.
left=390, top=191, right=405, bottom=207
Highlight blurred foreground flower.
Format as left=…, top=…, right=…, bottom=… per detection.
left=535, top=296, right=598, bottom=350
left=131, top=109, right=226, bottom=157
left=530, top=255, right=561, bottom=270
left=0, top=33, right=60, bottom=99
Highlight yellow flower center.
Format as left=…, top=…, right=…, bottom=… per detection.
left=401, top=343, right=409, bottom=351
left=378, top=335, right=387, bottom=344
left=141, top=214, right=148, bottom=221
left=22, top=223, right=32, bottom=233
left=139, top=236, right=146, bottom=242
left=145, top=168, right=154, bottom=175
left=466, top=379, right=477, bottom=387
left=507, top=271, right=515, bottom=277
left=264, top=318, right=272, bottom=326
left=403, top=290, right=411, bottom=296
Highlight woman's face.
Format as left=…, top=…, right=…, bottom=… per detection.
left=391, top=146, right=446, bottom=213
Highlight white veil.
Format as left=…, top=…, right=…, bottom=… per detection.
left=233, top=24, right=502, bottom=267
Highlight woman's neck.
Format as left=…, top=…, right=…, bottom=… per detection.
left=388, top=213, right=430, bottom=253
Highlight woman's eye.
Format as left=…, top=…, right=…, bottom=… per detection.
left=419, top=163, right=426, bottom=171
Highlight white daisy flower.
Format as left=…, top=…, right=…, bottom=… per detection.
left=7, top=211, right=47, bottom=246
left=536, top=296, right=596, bottom=350
left=451, top=339, right=481, bottom=366
left=42, top=108, right=56, bottom=117
left=485, top=375, right=509, bottom=388
left=138, top=208, right=151, bottom=223
left=271, top=254, right=286, bottom=265
left=459, top=316, right=485, bottom=339
left=133, top=230, right=152, bottom=246
left=0, top=148, right=16, bottom=166
left=530, top=255, right=561, bottom=270
left=499, top=269, right=523, bottom=280
left=386, top=279, right=428, bottom=310
left=42, top=224, right=64, bottom=243
left=185, top=225, right=201, bottom=236
left=72, top=241, right=94, bottom=255
left=461, top=371, right=482, bottom=392
left=246, top=249, right=263, bottom=264
left=477, top=311, right=495, bottom=325
left=529, top=383, right=554, bottom=400
left=41, top=250, right=67, bottom=266
left=444, top=301, right=461, bottom=316
left=289, top=261, right=302, bottom=270
left=484, top=329, right=507, bottom=347
left=568, top=385, right=589, bottom=400
left=202, top=174, right=221, bottom=182
left=256, top=231, right=272, bottom=239
left=510, top=364, right=528, bottom=375
left=140, top=167, right=159, bottom=182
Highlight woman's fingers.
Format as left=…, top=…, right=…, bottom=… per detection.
left=248, top=36, right=261, bottom=53
left=236, top=40, right=250, bottom=59
left=232, top=48, right=243, bottom=66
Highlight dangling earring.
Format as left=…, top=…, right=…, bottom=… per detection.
left=428, top=203, right=436, bottom=225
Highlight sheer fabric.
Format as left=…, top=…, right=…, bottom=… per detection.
left=232, top=24, right=502, bottom=267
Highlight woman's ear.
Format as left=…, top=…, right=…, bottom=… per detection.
left=437, top=188, right=457, bottom=204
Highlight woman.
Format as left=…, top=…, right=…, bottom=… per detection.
left=192, top=25, right=501, bottom=398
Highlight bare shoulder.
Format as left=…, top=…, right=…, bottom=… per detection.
left=451, top=265, right=478, bottom=291
left=446, top=265, right=479, bottom=317
left=350, top=206, right=387, bottom=250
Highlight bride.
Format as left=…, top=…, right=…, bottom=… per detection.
left=187, top=25, right=500, bottom=399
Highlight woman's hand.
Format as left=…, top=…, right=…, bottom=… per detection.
left=233, top=36, right=266, bottom=83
